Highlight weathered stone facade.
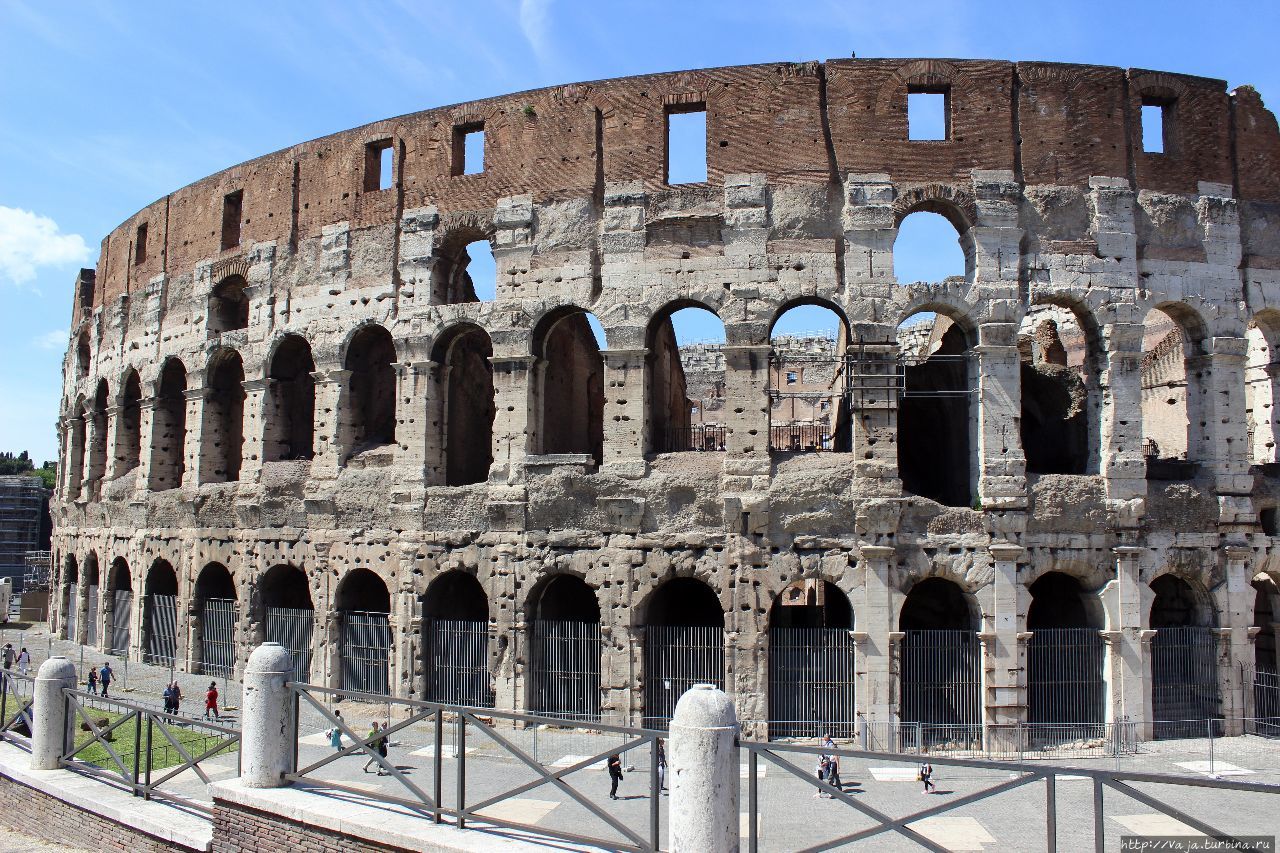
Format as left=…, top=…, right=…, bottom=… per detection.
left=51, top=58, right=1280, bottom=737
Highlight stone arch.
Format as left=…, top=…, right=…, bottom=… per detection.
left=892, top=185, right=977, bottom=235
left=531, top=305, right=604, bottom=463
left=1246, top=310, right=1280, bottom=465
left=432, top=219, right=498, bottom=304
left=142, top=558, right=179, bottom=666
left=194, top=562, right=238, bottom=677
left=898, top=575, right=983, bottom=735
left=431, top=322, right=495, bottom=486
left=260, top=563, right=314, bottom=682
left=1024, top=296, right=1105, bottom=476
left=265, top=333, right=316, bottom=462
left=151, top=357, right=188, bottom=489
left=76, top=329, right=91, bottom=379
left=208, top=275, right=249, bottom=333
left=767, top=580, right=857, bottom=738
left=642, top=576, right=725, bottom=727
left=766, top=297, right=851, bottom=454
left=421, top=570, right=493, bottom=706
left=1149, top=571, right=1217, bottom=629
left=103, top=556, right=132, bottom=655
left=343, top=323, right=398, bottom=451
left=83, top=379, right=109, bottom=486
left=203, top=348, right=245, bottom=482
left=115, top=369, right=143, bottom=475
left=646, top=300, right=726, bottom=454
left=334, top=567, right=391, bottom=613
left=525, top=573, right=602, bottom=717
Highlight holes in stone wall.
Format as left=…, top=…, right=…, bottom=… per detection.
left=666, top=104, right=707, bottom=185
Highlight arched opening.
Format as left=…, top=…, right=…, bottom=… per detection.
left=76, top=330, right=91, bottom=378
left=1245, top=316, right=1280, bottom=465
left=83, top=553, right=100, bottom=648
left=116, top=370, right=142, bottom=475
left=194, top=563, right=238, bottom=678
left=768, top=580, right=856, bottom=739
left=261, top=564, right=314, bottom=682
left=527, top=575, right=601, bottom=718
left=1019, top=305, right=1099, bottom=475
left=345, top=324, right=397, bottom=452
left=152, top=359, right=188, bottom=490
left=434, top=325, right=495, bottom=486
left=898, top=577, right=981, bottom=747
left=421, top=571, right=492, bottom=707
left=534, top=308, right=604, bottom=464
left=1026, top=572, right=1105, bottom=734
left=208, top=275, right=250, bottom=333
left=61, top=555, right=78, bottom=641
left=142, top=559, right=178, bottom=667
left=767, top=302, right=850, bottom=453
left=265, top=335, right=316, bottom=462
left=1252, top=576, right=1279, bottom=732
left=897, top=312, right=975, bottom=507
left=1141, top=306, right=1205, bottom=479
left=1149, top=573, right=1221, bottom=738
left=85, top=380, right=109, bottom=487
left=893, top=211, right=969, bottom=285
left=104, top=557, right=132, bottom=655
left=335, top=569, right=392, bottom=695
left=432, top=234, right=497, bottom=304
left=643, top=577, right=724, bottom=728
left=648, top=304, right=727, bottom=453
left=204, top=349, right=245, bottom=482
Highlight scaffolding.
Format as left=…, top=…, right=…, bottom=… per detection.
left=0, top=477, right=48, bottom=592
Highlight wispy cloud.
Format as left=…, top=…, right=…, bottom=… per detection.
left=0, top=206, right=90, bottom=287
left=33, top=328, right=67, bottom=351
left=519, top=0, right=554, bottom=68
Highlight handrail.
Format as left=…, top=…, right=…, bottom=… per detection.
left=0, top=670, right=36, bottom=748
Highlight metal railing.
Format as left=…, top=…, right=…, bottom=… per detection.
left=768, top=423, right=832, bottom=453
left=654, top=425, right=726, bottom=452
left=741, top=738, right=1280, bottom=853
left=0, top=670, right=35, bottom=748
left=287, top=681, right=666, bottom=852
left=60, top=689, right=240, bottom=816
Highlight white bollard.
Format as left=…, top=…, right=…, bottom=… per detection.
left=669, top=683, right=739, bottom=853
left=31, top=656, right=76, bottom=771
left=240, top=642, right=296, bottom=788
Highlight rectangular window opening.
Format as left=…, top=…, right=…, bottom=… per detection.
left=908, top=89, right=949, bottom=141
left=221, top=190, right=243, bottom=251
left=1142, top=101, right=1170, bottom=154
left=364, top=140, right=395, bottom=192
left=134, top=223, right=148, bottom=265
left=453, top=123, right=485, bottom=176
left=666, top=106, right=707, bottom=185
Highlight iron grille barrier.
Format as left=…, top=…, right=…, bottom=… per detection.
left=654, top=425, right=726, bottom=452
left=85, top=583, right=99, bottom=647
left=1151, top=626, right=1222, bottom=739
left=0, top=671, right=35, bottom=748
left=340, top=610, right=392, bottom=696
left=423, top=618, right=494, bottom=707
left=859, top=720, right=1138, bottom=760
left=767, top=423, right=832, bottom=453
left=63, top=585, right=77, bottom=640
left=200, top=598, right=238, bottom=679
left=287, top=681, right=665, bottom=852
left=1249, top=668, right=1280, bottom=737
left=1027, top=628, right=1106, bottom=730
left=899, top=629, right=982, bottom=747
left=643, top=624, right=723, bottom=729
left=265, top=606, right=314, bottom=682
left=529, top=619, right=601, bottom=719
left=144, top=593, right=177, bottom=666
left=767, top=627, right=857, bottom=739
left=109, top=589, right=132, bottom=655
left=60, top=689, right=240, bottom=816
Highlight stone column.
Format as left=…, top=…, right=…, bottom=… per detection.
left=721, top=345, right=771, bottom=457
left=241, top=643, right=296, bottom=788
left=394, top=361, right=433, bottom=486
left=136, top=397, right=159, bottom=494
left=1219, top=545, right=1255, bottom=735
left=422, top=361, right=447, bottom=486
left=490, top=356, right=534, bottom=482
left=1100, top=322, right=1148, bottom=504
left=182, top=386, right=208, bottom=489
left=62, top=416, right=85, bottom=501
left=239, top=377, right=271, bottom=483
left=104, top=404, right=125, bottom=478
left=490, top=543, right=519, bottom=713
left=856, top=546, right=897, bottom=731
left=600, top=348, right=648, bottom=476
left=81, top=405, right=105, bottom=501
left=31, top=657, right=77, bottom=771
left=1205, top=338, right=1253, bottom=517
left=308, top=368, right=350, bottom=479
left=984, top=542, right=1026, bottom=750
left=311, top=544, right=331, bottom=686
left=1114, top=546, right=1151, bottom=739
left=74, top=581, right=90, bottom=647
left=975, top=324, right=1025, bottom=509
left=669, top=684, right=738, bottom=853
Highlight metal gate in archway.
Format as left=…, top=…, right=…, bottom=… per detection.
left=340, top=611, right=392, bottom=696
left=200, top=598, right=238, bottom=679
left=63, top=586, right=77, bottom=641
left=266, top=606, right=314, bottom=682
left=899, top=629, right=982, bottom=749
left=768, top=627, right=857, bottom=739
left=85, top=584, right=99, bottom=647
left=643, top=625, right=724, bottom=729
left=1152, top=626, right=1222, bottom=739
left=423, top=618, right=493, bottom=707
left=1027, top=628, right=1106, bottom=742
left=144, top=594, right=177, bottom=666
left=109, top=590, right=132, bottom=655
left=530, top=619, right=601, bottom=720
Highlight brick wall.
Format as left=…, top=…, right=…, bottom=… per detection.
left=212, top=799, right=401, bottom=853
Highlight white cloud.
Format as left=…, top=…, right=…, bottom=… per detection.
left=0, top=206, right=91, bottom=286
left=519, top=0, right=553, bottom=66
left=33, top=329, right=68, bottom=351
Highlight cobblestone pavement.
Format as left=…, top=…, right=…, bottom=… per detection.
left=0, top=824, right=89, bottom=852
left=8, top=623, right=1280, bottom=851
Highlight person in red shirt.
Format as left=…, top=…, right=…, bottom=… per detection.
left=204, top=681, right=219, bottom=721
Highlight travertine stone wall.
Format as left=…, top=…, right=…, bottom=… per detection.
left=52, top=58, right=1280, bottom=734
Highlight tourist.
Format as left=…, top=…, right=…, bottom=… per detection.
left=204, top=681, right=219, bottom=720
left=656, top=737, right=667, bottom=791
left=920, top=761, right=935, bottom=794
left=2, top=643, right=14, bottom=670
left=171, top=681, right=183, bottom=715
left=162, top=682, right=175, bottom=714
left=86, top=667, right=98, bottom=695
left=362, top=721, right=381, bottom=773
left=821, top=735, right=841, bottom=792
left=813, top=752, right=830, bottom=798
left=607, top=753, right=624, bottom=800
left=375, top=722, right=390, bottom=776
left=328, top=710, right=344, bottom=751
left=15, top=648, right=30, bottom=676
left=99, top=663, right=113, bottom=698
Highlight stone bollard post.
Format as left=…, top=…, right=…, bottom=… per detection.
left=669, top=683, right=739, bottom=853
left=31, top=656, right=77, bottom=771
left=241, top=642, right=296, bottom=788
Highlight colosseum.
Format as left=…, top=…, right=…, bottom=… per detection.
left=51, top=57, right=1280, bottom=745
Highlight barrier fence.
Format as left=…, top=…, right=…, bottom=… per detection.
left=0, top=671, right=35, bottom=748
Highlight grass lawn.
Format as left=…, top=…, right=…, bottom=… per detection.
left=69, top=709, right=237, bottom=775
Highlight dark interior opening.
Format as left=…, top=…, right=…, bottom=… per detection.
left=898, top=323, right=971, bottom=506
left=647, top=577, right=724, bottom=627
left=530, top=575, right=601, bottom=622
left=345, top=324, right=397, bottom=449
left=423, top=571, right=488, bottom=622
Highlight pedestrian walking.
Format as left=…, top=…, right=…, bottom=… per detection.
left=656, top=737, right=667, bottom=792
left=813, top=753, right=830, bottom=798
left=607, top=753, right=624, bottom=800
left=171, top=681, right=183, bottom=715
left=821, top=735, right=842, bottom=792
left=99, top=663, right=113, bottom=698
left=2, top=643, right=14, bottom=670
left=328, top=710, right=344, bottom=751
left=920, top=761, right=935, bottom=794
left=15, top=648, right=29, bottom=676
left=86, top=667, right=98, bottom=696
left=375, top=722, right=389, bottom=776
left=362, top=722, right=382, bottom=773
left=204, top=681, right=219, bottom=720
left=162, top=683, right=175, bottom=714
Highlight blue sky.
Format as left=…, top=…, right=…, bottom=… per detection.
left=2, top=0, right=1277, bottom=462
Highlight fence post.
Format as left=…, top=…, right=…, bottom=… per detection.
left=241, top=642, right=296, bottom=788
left=31, top=656, right=76, bottom=770
left=669, top=684, right=738, bottom=853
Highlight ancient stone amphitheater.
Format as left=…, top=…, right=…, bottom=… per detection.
left=52, top=58, right=1280, bottom=744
